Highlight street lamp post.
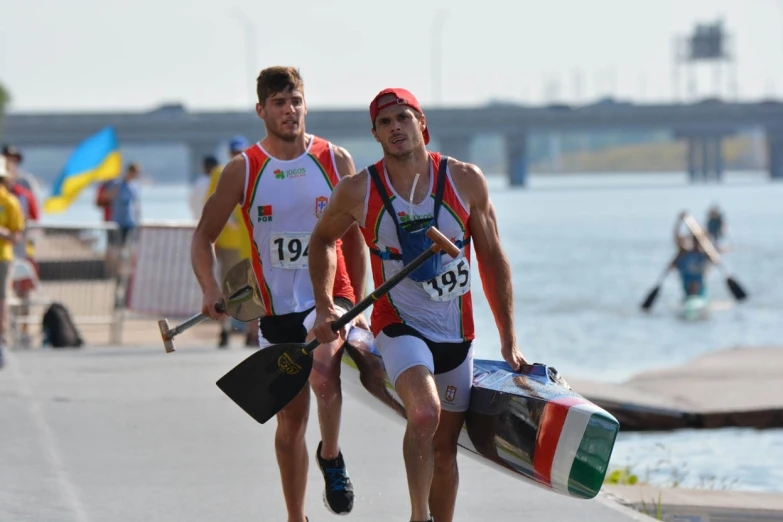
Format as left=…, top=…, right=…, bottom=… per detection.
left=431, top=11, right=449, bottom=106
left=231, top=11, right=258, bottom=106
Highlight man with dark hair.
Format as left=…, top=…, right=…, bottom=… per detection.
left=309, top=87, right=526, bottom=522
left=192, top=66, right=367, bottom=520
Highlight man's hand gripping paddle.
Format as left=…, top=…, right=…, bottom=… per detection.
left=158, top=258, right=266, bottom=353
left=215, top=226, right=461, bottom=425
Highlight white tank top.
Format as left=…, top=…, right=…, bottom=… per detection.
left=359, top=153, right=475, bottom=343
left=240, top=135, right=352, bottom=316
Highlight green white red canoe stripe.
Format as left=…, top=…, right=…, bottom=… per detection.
left=533, top=396, right=616, bottom=498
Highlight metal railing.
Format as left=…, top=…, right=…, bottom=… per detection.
left=9, top=222, right=127, bottom=346
left=9, top=220, right=223, bottom=347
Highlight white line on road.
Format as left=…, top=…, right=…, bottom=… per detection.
left=6, top=350, right=91, bottom=522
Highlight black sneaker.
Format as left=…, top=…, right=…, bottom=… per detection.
left=218, top=329, right=229, bottom=348
left=315, top=440, right=354, bottom=514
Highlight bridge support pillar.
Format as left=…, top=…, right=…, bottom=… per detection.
left=683, top=133, right=726, bottom=183
left=700, top=137, right=710, bottom=180
left=505, top=133, right=528, bottom=187
left=188, top=140, right=218, bottom=183
left=713, top=136, right=724, bottom=182
left=437, top=135, right=472, bottom=164
left=766, top=132, right=783, bottom=180
left=687, top=137, right=699, bottom=181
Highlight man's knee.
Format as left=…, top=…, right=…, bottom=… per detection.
left=307, top=328, right=344, bottom=403
left=276, top=409, right=309, bottom=443
left=405, top=396, right=441, bottom=439
left=276, top=383, right=310, bottom=435
left=309, top=363, right=341, bottom=406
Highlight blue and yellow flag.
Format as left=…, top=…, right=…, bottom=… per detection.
left=44, top=127, right=122, bottom=213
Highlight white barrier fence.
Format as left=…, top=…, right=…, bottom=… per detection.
left=9, top=221, right=214, bottom=347
left=126, top=222, right=203, bottom=319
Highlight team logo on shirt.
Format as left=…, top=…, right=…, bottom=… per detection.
left=274, top=167, right=307, bottom=180
left=257, top=205, right=273, bottom=222
left=445, top=386, right=457, bottom=403
left=314, top=196, right=328, bottom=218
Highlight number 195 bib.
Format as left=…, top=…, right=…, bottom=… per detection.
left=421, top=256, right=471, bottom=301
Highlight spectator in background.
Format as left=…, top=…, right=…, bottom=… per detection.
left=96, top=177, right=119, bottom=223
left=189, top=155, right=216, bottom=220
left=103, top=163, right=141, bottom=278
left=2, top=144, right=41, bottom=197
left=5, top=155, right=40, bottom=348
left=0, top=157, right=25, bottom=368
left=706, top=205, right=726, bottom=248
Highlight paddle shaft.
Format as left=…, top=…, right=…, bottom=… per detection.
left=163, top=301, right=225, bottom=340
left=302, top=226, right=460, bottom=356
left=682, top=214, right=724, bottom=267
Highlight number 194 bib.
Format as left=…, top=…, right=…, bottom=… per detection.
left=421, top=256, right=470, bottom=301
left=271, top=232, right=310, bottom=269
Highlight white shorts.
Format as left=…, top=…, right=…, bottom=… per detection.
left=257, top=304, right=350, bottom=349
left=376, top=331, right=474, bottom=413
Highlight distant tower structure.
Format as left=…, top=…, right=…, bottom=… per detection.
left=673, top=19, right=737, bottom=102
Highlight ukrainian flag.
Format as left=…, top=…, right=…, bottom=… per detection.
left=44, top=127, right=122, bottom=213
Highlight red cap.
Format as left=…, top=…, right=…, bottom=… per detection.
left=369, top=88, right=429, bottom=145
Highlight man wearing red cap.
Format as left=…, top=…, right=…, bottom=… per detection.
left=309, top=88, right=527, bottom=522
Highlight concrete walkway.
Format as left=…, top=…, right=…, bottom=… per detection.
left=0, top=343, right=650, bottom=522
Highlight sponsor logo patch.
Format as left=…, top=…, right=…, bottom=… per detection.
left=314, top=196, right=328, bottom=218
left=445, top=385, right=457, bottom=403
left=274, top=167, right=307, bottom=179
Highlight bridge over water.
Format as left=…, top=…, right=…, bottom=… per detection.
left=4, top=99, right=783, bottom=185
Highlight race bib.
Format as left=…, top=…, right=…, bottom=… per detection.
left=270, top=232, right=310, bottom=269
left=422, top=256, right=470, bottom=302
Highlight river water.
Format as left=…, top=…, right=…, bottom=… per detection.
left=40, top=170, right=783, bottom=492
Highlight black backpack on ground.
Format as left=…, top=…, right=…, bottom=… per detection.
left=42, top=302, right=84, bottom=348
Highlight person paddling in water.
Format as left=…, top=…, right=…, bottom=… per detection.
left=669, top=211, right=711, bottom=298
left=706, top=205, right=726, bottom=249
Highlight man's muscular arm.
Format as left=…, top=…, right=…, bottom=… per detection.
left=191, top=155, right=245, bottom=318
left=450, top=160, right=527, bottom=371
left=308, top=171, right=367, bottom=342
left=332, top=146, right=368, bottom=302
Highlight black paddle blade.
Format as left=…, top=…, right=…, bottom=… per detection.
left=216, top=343, right=313, bottom=424
left=640, top=285, right=661, bottom=311
left=726, top=277, right=748, bottom=301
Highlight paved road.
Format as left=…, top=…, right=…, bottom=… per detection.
left=0, top=344, right=651, bottom=522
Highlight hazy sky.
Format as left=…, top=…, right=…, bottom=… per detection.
left=2, top=0, right=783, bottom=113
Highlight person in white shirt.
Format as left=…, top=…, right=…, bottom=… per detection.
left=188, top=156, right=216, bottom=220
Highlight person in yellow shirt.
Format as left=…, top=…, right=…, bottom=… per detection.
left=204, top=136, right=255, bottom=347
left=0, top=157, right=25, bottom=368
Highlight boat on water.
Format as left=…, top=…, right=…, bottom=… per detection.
left=341, top=329, right=620, bottom=500
left=680, top=295, right=709, bottom=321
